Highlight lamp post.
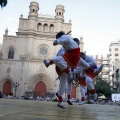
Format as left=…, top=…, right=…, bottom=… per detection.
left=24, top=82, right=27, bottom=95
left=14, top=82, right=19, bottom=96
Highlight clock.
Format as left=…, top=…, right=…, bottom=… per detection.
left=39, top=46, right=48, bottom=56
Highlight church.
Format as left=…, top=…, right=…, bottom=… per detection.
left=0, top=1, right=84, bottom=99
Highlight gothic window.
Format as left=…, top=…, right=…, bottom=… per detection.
left=33, top=9, right=35, bottom=12
left=49, top=24, right=54, bottom=32
left=43, top=24, right=48, bottom=31
left=8, top=47, right=14, bottom=59
left=59, top=12, right=61, bottom=15
left=37, top=23, right=42, bottom=31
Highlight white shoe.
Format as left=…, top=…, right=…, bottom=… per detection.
left=44, top=59, right=50, bottom=67
left=89, top=100, right=96, bottom=104
left=94, top=64, right=103, bottom=75
left=78, top=101, right=86, bottom=105
left=67, top=99, right=73, bottom=105
left=57, top=102, right=66, bottom=109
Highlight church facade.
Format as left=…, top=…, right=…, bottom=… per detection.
left=0, top=1, right=84, bottom=99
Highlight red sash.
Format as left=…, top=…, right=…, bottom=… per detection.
left=63, top=47, right=80, bottom=68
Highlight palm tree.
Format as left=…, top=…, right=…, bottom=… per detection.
left=0, top=0, right=7, bottom=8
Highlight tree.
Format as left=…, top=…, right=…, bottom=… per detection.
left=94, top=76, right=113, bottom=98
left=0, top=0, right=7, bottom=8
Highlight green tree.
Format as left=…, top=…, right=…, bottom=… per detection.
left=94, top=76, right=112, bottom=98
left=0, top=0, right=7, bottom=8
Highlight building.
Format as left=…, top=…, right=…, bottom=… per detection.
left=0, top=1, right=84, bottom=99
left=93, top=54, right=110, bottom=82
left=109, top=40, right=120, bottom=91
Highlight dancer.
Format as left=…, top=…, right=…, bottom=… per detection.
left=73, top=52, right=101, bottom=105
left=44, top=31, right=80, bottom=109
left=54, top=38, right=80, bottom=108
left=80, top=52, right=98, bottom=104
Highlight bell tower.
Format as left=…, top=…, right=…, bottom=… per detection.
left=55, top=5, right=65, bottom=22
left=28, top=1, right=39, bottom=20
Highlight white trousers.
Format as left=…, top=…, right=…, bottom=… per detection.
left=58, top=72, right=68, bottom=96
left=80, top=85, right=86, bottom=98
left=79, top=58, right=90, bottom=69
left=85, top=76, right=95, bottom=92
left=57, top=73, right=73, bottom=96
left=52, top=57, right=91, bottom=71
left=67, top=82, right=72, bottom=95
left=52, top=56, right=70, bottom=71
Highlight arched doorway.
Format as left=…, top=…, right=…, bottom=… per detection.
left=34, top=81, right=46, bottom=98
left=71, top=86, right=76, bottom=98
left=2, top=81, right=11, bottom=95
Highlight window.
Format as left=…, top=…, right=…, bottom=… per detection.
left=115, top=48, right=118, bottom=51
left=37, top=23, right=42, bottom=31
left=8, top=47, right=14, bottom=59
left=115, top=53, right=119, bottom=56
left=49, top=24, right=54, bottom=32
left=43, top=24, right=48, bottom=31
left=109, top=48, right=111, bottom=52
left=115, top=59, right=119, bottom=61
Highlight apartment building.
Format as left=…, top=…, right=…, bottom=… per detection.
left=93, top=54, right=110, bottom=82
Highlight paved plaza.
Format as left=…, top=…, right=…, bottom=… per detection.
left=0, top=99, right=120, bottom=120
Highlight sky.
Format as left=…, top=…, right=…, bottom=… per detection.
left=0, top=0, right=120, bottom=55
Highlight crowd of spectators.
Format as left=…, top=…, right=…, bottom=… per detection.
left=1, top=91, right=120, bottom=106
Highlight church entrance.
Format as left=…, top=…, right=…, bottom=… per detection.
left=2, top=81, right=12, bottom=95
left=71, top=86, right=76, bottom=98
left=34, top=81, right=46, bottom=98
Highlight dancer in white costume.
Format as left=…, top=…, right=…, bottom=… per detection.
left=44, top=31, right=80, bottom=109
left=55, top=47, right=75, bottom=106
left=73, top=52, right=100, bottom=105
left=80, top=52, right=98, bottom=104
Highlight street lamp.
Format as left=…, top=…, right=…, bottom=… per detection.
left=14, top=82, right=19, bottom=96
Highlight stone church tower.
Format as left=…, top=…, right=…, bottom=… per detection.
left=0, top=1, right=84, bottom=99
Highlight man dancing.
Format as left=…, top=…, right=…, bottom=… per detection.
left=73, top=52, right=102, bottom=105
left=79, top=52, right=99, bottom=104
left=44, top=31, right=80, bottom=109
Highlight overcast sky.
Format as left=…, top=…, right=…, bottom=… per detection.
left=0, top=0, right=120, bottom=55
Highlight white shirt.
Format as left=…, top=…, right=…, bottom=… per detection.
left=53, top=35, right=78, bottom=51
left=57, top=47, right=65, bottom=56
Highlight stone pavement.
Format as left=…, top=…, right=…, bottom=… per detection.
left=0, top=99, right=120, bottom=120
